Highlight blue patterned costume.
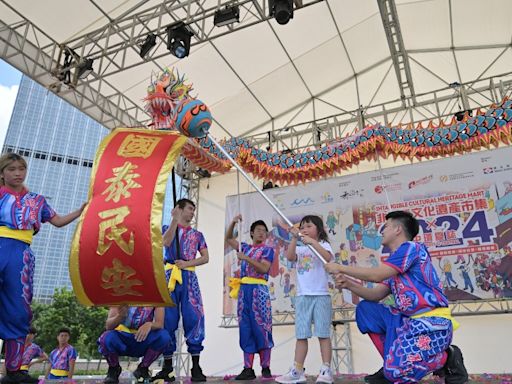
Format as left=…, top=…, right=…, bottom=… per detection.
left=47, top=344, right=77, bottom=379
left=97, top=307, right=170, bottom=367
left=0, top=186, right=55, bottom=372
left=162, top=224, right=207, bottom=356
left=237, top=242, right=274, bottom=363
left=356, top=242, right=454, bottom=383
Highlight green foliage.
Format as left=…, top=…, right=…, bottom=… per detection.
left=32, top=288, right=108, bottom=359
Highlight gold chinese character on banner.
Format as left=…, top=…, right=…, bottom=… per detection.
left=97, top=206, right=135, bottom=256
left=117, top=134, right=161, bottom=159
left=101, top=258, right=142, bottom=296
left=102, top=161, right=142, bottom=203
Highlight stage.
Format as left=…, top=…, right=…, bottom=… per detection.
left=27, top=374, right=512, bottom=384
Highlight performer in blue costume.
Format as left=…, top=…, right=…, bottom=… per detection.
left=152, top=199, right=209, bottom=382
left=98, top=306, right=170, bottom=384
left=0, top=153, right=85, bottom=384
left=325, top=211, right=469, bottom=384
left=45, top=328, right=77, bottom=380
left=19, top=327, right=48, bottom=374
left=225, top=215, right=274, bottom=380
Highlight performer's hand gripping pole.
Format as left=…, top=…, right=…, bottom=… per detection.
left=207, top=134, right=328, bottom=264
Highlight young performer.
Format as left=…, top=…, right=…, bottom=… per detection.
left=152, top=199, right=209, bottom=382
left=45, top=328, right=77, bottom=380
left=19, top=327, right=48, bottom=374
left=325, top=211, right=469, bottom=384
left=98, top=306, right=171, bottom=384
left=0, top=153, right=85, bottom=384
left=225, top=215, right=274, bottom=380
left=276, top=215, right=334, bottom=384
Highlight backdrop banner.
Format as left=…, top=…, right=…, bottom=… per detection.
left=224, top=146, right=512, bottom=315
left=70, top=128, right=186, bottom=306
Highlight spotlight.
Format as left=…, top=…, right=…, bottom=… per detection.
left=263, top=181, right=279, bottom=190
left=166, top=22, right=194, bottom=59
left=196, top=168, right=211, bottom=178
left=269, top=0, right=293, bottom=25
left=76, top=58, right=94, bottom=79
left=455, top=109, right=473, bottom=122
left=139, top=33, right=157, bottom=59
left=214, top=5, right=240, bottom=27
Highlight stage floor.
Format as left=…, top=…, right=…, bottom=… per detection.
left=29, top=374, right=512, bottom=384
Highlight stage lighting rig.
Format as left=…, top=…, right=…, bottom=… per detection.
left=166, top=22, right=194, bottom=59
left=214, top=5, right=240, bottom=27
left=269, top=0, right=294, bottom=25
left=139, top=33, right=157, bottom=59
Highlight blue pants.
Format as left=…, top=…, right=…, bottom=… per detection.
left=163, top=271, right=205, bottom=356
left=98, top=329, right=170, bottom=358
left=356, top=301, right=452, bottom=383
left=238, top=284, right=273, bottom=354
left=0, top=238, right=34, bottom=340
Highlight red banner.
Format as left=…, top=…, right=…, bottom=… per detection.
left=70, top=128, right=187, bottom=306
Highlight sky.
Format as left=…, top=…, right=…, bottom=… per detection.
left=0, top=59, right=22, bottom=149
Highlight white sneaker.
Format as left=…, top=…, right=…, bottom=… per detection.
left=316, top=365, right=333, bottom=384
left=275, top=366, right=307, bottom=384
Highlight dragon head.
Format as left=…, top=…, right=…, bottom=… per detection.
left=145, top=68, right=193, bottom=129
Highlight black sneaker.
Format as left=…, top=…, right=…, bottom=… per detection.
left=151, top=367, right=175, bottom=383
left=235, top=368, right=256, bottom=381
left=133, top=366, right=151, bottom=383
left=191, top=365, right=207, bottom=382
left=441, top=345, right=469, bottom=384
left=104, top=365, right=122, bottom=384
left=261, top=367, right=272, bottom=379
left=1, top=371, right=38, bottom=384
left=364, top=368, right=391, bottom=384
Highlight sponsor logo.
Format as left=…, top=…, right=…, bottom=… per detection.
left=340, top=189, right=364, bottom=199
left=370, top=172, right=399, bottom=182
left=408, top=175, right=433, bottom=189
left=439, top=171, right=474, bottom=182
left=374, top=183, right=401, bottom=194
left=338, top=181, right=351, bottom=187
left=482, top=164, right=512, bottom=175
left=290, top=197, right=315, bottom=207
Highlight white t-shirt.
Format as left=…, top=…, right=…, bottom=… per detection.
left=295, top=241, right=334, bottom=296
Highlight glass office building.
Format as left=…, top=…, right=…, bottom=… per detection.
left=3, top=75, right=109, bottom=303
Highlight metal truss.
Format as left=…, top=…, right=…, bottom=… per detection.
left=52, top=0, right=324, bottom=82
left=220, top=298, right=512, bottom=327
left=244, top=70, right=512, bottom=153
left=173, top=326, right=191, bottom=378
left=0, top=0, right=322, bottom=131
left=331, top=320, right=353, bottom=374
left=0, top=18, right=148, bottom=130
left=220, top=298, right=511, bottom=373
left=377, top=0, right=416, bottom=104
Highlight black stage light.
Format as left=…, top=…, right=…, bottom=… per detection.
left=166, top=22, right=194, bottom=59
left=76, top=58, right=94, bottom=79
left=269, top=0, right=293, bottom=25
left=196, top=168, right=211, bottom=178
left=214, top=5, right=240, bottom=27
left=139, top=33, right=157, bottom=59
left=455, top=109, right=473, bottom=122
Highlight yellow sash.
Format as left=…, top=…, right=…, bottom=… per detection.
left=114, top=324, right=138, bottom=334
left=50, top=369, right=69, bottom=377
left=0, top=227, right=33, bottom=244
left=229, top=277, right=267, bottom=299
left=411, top=307, right=460, bottom=330
left=165, top=263, right=196, bottom=292
left=20, top=365, right=29, bottom=371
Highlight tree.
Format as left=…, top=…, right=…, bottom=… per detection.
left=32, top=288, right=108, bottom=359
